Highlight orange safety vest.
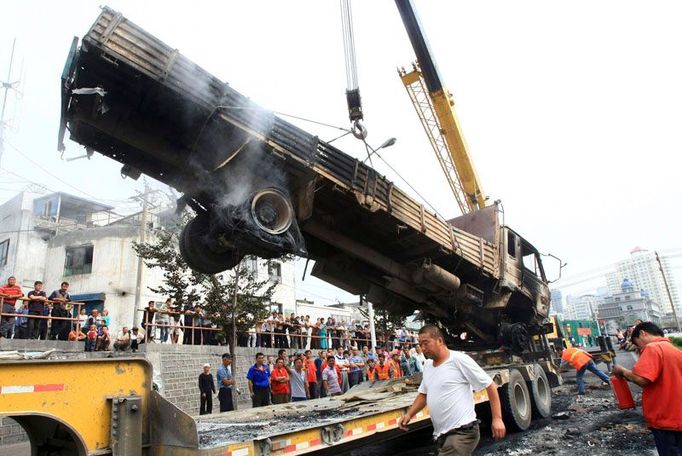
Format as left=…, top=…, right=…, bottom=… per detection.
left=375, top=363, right=391, bottom=380
left=366, top=366, right=377, bottom=380
left=562, top=347, right=592, bottom=370
left=390, top=360, right=403, bottom=378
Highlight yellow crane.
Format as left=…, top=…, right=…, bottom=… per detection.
left=395, top=0, right=487, bottom=214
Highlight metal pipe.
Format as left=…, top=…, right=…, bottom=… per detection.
left=418, top=262, right=461, bottom=292
left=303, top=219, right=414, bottom=284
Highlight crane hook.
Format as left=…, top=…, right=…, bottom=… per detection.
left=351, top=119, right=368, bottom=140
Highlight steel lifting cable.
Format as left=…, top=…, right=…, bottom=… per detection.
left=340, top=0, right=367, bottom=140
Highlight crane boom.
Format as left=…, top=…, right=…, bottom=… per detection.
left=395, top=0, right=486, bottom=213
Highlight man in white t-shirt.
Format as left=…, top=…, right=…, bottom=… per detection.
left=399, top=325, right=505, bottom=455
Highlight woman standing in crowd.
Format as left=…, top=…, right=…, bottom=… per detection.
left=319, top=321, right=328, bottom=350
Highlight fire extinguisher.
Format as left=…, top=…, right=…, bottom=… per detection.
left=611, top=375, right=635, bottom=409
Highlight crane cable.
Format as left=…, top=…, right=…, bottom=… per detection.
left=340, top=0, right=367, bottom=140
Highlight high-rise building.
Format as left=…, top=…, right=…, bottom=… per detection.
left=566, top=294, right=602, bottom=321
left=605, top=247, right=680, bottom=315
left=550, top=289, right=563, bottom=315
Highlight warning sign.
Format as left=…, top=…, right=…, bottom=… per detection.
left=577, top=328, right=592, bottom=336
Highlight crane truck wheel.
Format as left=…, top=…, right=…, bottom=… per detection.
left=499, top=368, right=532, bottom=431
left=179, top=215, right=241, bottom=274
left=527, top=363, right=552, bottom=419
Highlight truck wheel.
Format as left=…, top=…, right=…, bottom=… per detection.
left=528, top=364, right=552, bottom=419
left=179, top=215, right=241, bottom=273
left=499, top=369, right=532, bottom=431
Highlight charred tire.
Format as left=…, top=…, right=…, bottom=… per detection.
left=499, top=369, right=532, bottom=432
left=528, top=364, right=552, bottom=419
left=179, top=215, right=241, bottom=273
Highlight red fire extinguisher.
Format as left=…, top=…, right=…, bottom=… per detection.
left=611, top=375, right=635, bottom=409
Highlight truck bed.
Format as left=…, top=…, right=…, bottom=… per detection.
left=60, top=8, right=499, bottom=289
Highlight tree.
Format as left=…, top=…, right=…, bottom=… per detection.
left=134, top=211, right=285, bottom=409
left=201, top=258, right=277, bottom=354
left=132, top=214, right=205, bottom=310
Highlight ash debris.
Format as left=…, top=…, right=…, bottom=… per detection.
left=479, top=383, right=655, bottom=456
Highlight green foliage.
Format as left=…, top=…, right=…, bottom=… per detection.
left=132, top=213, right=204, bottom=309
left=670, top=336, right=682, bottom=349
left=133, top=211, right=281, bottom=350
left=202, top=260, right=277, bottom=339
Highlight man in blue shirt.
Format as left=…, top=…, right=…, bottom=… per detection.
left=216, top=353, right=234, bottom=412
left=348, top=348, right=365, bottom=387
left=247, top=352, right=271, bottom=407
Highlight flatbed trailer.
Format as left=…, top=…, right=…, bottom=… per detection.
left=0, top=356, right=558, bottom=455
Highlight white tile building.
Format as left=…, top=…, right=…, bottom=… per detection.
left=0, top=191, right=296, bottom=336
left=605, top=247, right=680, bottom=315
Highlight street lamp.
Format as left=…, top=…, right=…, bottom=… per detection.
left=363, top=137, right=397, bottom=164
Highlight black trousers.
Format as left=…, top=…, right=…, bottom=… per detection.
left=218, top=388, right=234, bottom=412
left=252, top=386, right=270, bottom=408
left=308, top=382, right=319, bottom=399
left=27, top=311, right=41, bottom=339
left=200, top=393, right=213, bottom=415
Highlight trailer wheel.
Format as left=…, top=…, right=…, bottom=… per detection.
left=180, top=215, right=241, bottom=273
left=499, top=369, right=532, bottom=431
left=528, top=364, right=552, bottom=419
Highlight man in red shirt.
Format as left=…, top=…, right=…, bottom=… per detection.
left=0, top=276, right=24, bottom=338
left=613, top=322, right=682, bottom=455
left=270, top=357, right=291, bottom=404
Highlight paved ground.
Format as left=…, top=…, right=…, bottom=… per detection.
left=354, top=351, right=658, bottom=456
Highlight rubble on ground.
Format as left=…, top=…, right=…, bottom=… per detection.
left=479, top=370, right=656, bottom=456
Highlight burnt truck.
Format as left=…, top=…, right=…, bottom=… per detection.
left=59, top=8, right=557, bottom=361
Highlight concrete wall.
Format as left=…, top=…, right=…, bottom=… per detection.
left=45, top=225, right=166, bottom=335
left=0, top=192, right=50, bottom=288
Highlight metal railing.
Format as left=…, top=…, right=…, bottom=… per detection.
left=137, top=309, right=391, bottom=349
left=0, top=297, right=85, bottom=339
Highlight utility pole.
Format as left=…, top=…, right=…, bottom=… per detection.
left=363, top=295, right=377, bottom=350
left=132, top=181, right=153, bottom=328
left=655, top=251, right=681, bottom=332
left=1, top=38, right=21, bottom=165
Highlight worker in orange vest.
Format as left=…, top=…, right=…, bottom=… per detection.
left=560, top=346, right=610, bottom=395
left=366, top=358, right=377, bottom=381
left=375, top=353, right=393, bottom=380
left=390, top=351, right=404, bottom=378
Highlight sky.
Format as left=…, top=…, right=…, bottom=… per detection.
left=1, top=0, right=681, bottom=308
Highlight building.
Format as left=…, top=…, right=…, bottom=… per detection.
left=550, top=289, right=563, bottom=315
left=565, top=294, right=601, bottom=321
left=0, top=191, right=296, bottom=335
left=597, top=278, right=662, bottom=332
left=605, top=247, right=680, bottom=315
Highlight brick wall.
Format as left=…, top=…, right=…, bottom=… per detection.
left=142, top=344, right=281, bottom=414
left=0, top=417, right=26, bottom=445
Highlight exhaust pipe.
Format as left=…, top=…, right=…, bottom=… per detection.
left=250, top=189, right=294, bottom=235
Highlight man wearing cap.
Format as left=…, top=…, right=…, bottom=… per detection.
left=198, top=363, right=216, bottom=415
left=217, top=353, right=235, bottom=412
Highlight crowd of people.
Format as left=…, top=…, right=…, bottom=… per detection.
left=197, top=343, right=428, bottom=414
left=0, top=277, right=112, bottom=346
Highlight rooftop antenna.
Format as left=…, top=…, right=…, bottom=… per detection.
left=0, top=38, right=22, bottom=166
